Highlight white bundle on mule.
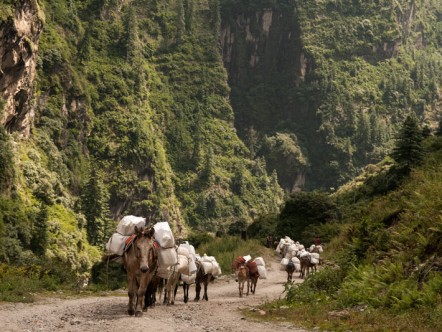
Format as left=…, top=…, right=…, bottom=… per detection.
left=280, top=258, right=289, bottom=271
left=156, top=265, right=170, bottom=279
left=291, top=257, right=301, bottom=272
left=157, top=247, right=178, bottom=267
left=201, top=261, right=213, bottom=274
left=178, top=242, right=197, bottom=275
left=200, top=254, right=221, bottom=275
left=212, top=261, right=222, bottom=276
left=106, top=233, right=129, bottom=256
left=258, top=266, right=267, bottom=279
left=310, top=252, right=320, bottom=264
left=254, top=257, right=265, bottom=267
left=177, top=254, right=190, bottom=275
left=181, top=273, right=196, bottom=284
left=243, top=254, right=252, bottom=262
left=153, top=221, right=175, bottom=248
left=116, top=215, right=146, bottom=236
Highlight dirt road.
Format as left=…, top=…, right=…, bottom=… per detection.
left=0, top=257, right=306, bottom=332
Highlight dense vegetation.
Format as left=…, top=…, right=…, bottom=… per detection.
left=221, top=0, right=442, bottom=190
left=0, top=1, right=441, bottom=319
left=250, top=126, right=442, bottom=331
left=0, top=0, right=284, bottom=294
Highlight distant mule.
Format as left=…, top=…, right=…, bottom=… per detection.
left=285, top=261, right=296, bottom=282
left=237, top=263, right=249, bottom=297
left=246, top=260, right=259, bottom=294
left=194, top=260, right=213, bottom=301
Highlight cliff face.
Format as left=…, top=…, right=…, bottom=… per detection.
left=0, top=0, right=43, bottom=137
left=221, top=7, right=311, bottom=191
left=221, top=1, right=442, bottom=190
left=221, top=8, right=307, bottom=132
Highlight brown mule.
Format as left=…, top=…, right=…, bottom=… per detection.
left=123, top=226, right=158, bottom=317
left=237, top=264, right=249, bottom=297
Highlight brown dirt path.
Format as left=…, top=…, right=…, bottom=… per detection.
left=0, top=256, right=307, bottom=332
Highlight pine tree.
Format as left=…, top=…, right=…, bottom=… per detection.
left=184, top=0, right=194, bottom=33
left=81, top=168, right=111, bottom=247
left=176, top=0, right=185, bottom=42
left=436, top=119, right=442, bottom=136
left=208, top=0, right=221, bottom=41
left=391, top=115, right=424, bottom=176
left=30, top=203, right=48, bottom=256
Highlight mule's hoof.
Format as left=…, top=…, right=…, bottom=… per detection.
left=128, top=309, right=135, bottom=316
left=142, top=307, right=148, bottom=312
left=135, top=311, right=143, bottom=317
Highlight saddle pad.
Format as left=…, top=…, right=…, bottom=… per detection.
left=124, top=234, right=137, bottom=252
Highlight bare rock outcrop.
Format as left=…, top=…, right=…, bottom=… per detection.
left=0, top=0, right=43, bottom=136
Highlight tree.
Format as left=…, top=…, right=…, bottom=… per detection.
left=184, top=0, right=194, bottom=33
left=436, top=119, right=442, bottom=136
left=276, top=191, right=338, bottom=244
left=81, top=168, right=111, bottom=247
left=208, top=0, right=221, bottom=41
left=30, top=203, right=48, bottom=256
left=176, top=0, right=185, bottom=42
left=391, top=115, right=424, bottom=176
left=0, top=127, right=15, bottom=194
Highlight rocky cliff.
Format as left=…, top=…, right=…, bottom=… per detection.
left=0, top=0, right=43, bottom=136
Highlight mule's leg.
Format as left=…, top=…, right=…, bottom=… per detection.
left=194, top=281, right=201, bottom=302
left=127, top=275, right=137, bottom=316
left=239, top=280, right=242, bottom=297
left=203, top=278, right=209, bottom=301
left=135, top=273, right=154, bottom=317
left=183, top=283, right=189, bottom=303
left=163, top=285, right=168, bottom=305
left=246, top=278, right=250, bottom=296
left=174, top=282, right=179, bottom=303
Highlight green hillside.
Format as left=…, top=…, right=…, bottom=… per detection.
left=255, top=132, right=442, bottom=331
left=0, top=0, right=441, bottom=306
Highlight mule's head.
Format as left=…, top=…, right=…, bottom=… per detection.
left=134, top=226, right=156, bottom=273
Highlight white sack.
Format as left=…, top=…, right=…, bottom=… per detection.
left=188, top=258, right=197, bottom=274
left=158, top=247, right=178, bottom=267
left=154, top=221, right=175, bottom=248
left=201, top=261, right=213, bottom=275
left=181, top=273, right=196, bottom=284
left=254, top=257, right=265, bottom=267
left=258, top=265, right=267, bottom=279
left=212, top=261, right=222, bottom=276
left=116, top=215, right=146, bottom=236
left=157, top=265, right=170, bottom=279
left=177, top=245, right=190, bottom=258
left=177, top=254, right=189, bottom=275
left=280, top=258, right=289, bottom=271
left=106, top=233, right=129, bottom=256
left=201, top=254, right=216, bottom=263
left=243, top=255, right=252, bottom=262
left=310, top=252, right=320, bottom=265
left=291, top=257, right=301, bottom=272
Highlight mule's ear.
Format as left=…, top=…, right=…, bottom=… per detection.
left=146, top=227, right=155, bottom=238
left=135, top=226, right=142, bottom=236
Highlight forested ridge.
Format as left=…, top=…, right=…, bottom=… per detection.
left=0, top=2, right=441, bottom=327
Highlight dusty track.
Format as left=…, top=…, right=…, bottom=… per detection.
left=0, top=256, right=306, bottom=332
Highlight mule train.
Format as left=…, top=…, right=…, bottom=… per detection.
left=276, top=236, right=324, bottom=281
left=106, top=216, right=221, bottom=316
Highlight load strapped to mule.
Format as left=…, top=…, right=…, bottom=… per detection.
left=106, top=215, right=147, bottom=259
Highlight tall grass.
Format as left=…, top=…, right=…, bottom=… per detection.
left=197, top=236, right=274, bottom=274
